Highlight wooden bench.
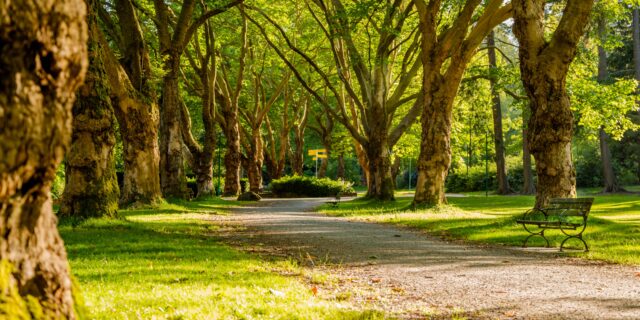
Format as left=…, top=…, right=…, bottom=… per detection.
left=516, top=198, right=594, bottom=252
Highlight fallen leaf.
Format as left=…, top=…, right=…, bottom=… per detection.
left=371, top=278, right=382, bottom=283
left=311, top=286, right=318, bottom=296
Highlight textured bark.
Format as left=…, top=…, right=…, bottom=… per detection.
left=108, top=0, right=162, bottom=206
left=365, top=114, right=394, bottom=200
left=222, top=111, right=242, bottom=196
left=60, top=0, right=119, bottom=218
left=159, top=55, right=189, bottom=199
left=512, top=0, right=594, bottom=207
left=487, top=30, right=511, bottom=194
left=245, top=129, right=264, bottom=192
left=291, top=129, right=305, bottom=176
left=413, top=0, right=511, bottom=206
left=310, top=111, right=333, bottom=179
left=0, top=0, right=87, bottom=317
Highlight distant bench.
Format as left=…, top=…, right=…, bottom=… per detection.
left=516, top=198, right=594, bottom=252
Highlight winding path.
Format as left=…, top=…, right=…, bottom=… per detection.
left=217, top=198, right=640, bottom=319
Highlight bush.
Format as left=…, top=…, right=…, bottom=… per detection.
left=269, top=175, right=355, bottom=197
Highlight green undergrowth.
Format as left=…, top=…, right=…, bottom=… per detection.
left=60, top=198, right=385, bottom=320
left=318, top=194, right=640, bottom=265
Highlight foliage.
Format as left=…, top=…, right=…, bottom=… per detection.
left=59, top=199, right=383, bottom=319
left=51, top=163, right=66, bottom=200
left=318, top=193, right=640, bottom=265
left=269, top=176, right=355, bottom=197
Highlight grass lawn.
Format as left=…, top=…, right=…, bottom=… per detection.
left=319, top=192, right=640, bottom=266
left=59, top=199, right=384, bottom=320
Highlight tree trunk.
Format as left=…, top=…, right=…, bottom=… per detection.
left=365, top=131, right=394, bottom=201
left=414, top=92, right=453, bottom=205
left=597, top=19, right=624, bottom=193
left=0, top=0, right=87, bottom=317
left=391, top=156, right=401, bottom=190
left=247, top=129, right=264, bottom=192
left=487, top=30, right=511, bottom=194
left=111, top=0, right=162, bottom=206
left=512, top=0, right=593, bottom=207
left=291, top=131, right=305, bottom=175
left=159, top=55, right=189, bottom=199
left=60, top=5, right=119, bottom=218
left=522, top=121, right=536, bottom=195
left=337, top=153, right=346, bottom=180
left=223, top=115, right=241, bottom=196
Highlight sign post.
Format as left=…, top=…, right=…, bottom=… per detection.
left=307, top=149, right=328, bottom=177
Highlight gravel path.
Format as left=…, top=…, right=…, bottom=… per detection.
left=217, top=198, right=640, bottom=319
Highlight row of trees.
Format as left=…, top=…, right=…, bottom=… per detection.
left=4, top=0, right=640, bottom=317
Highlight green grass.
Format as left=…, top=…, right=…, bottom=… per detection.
left=318, top=193, right=640, bottom=265
left=60, top=198, right=386, bottom=320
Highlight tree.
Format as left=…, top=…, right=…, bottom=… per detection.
left=248, top=0, right=423, bottom=200
left=153, top=0, right=241, bottom=199
left=309, top=108, right=334, bottom=178
left=487, top=30, right=512, bottom=194
left=512, top=0, right=595, bottom=207
left=99, top=0, right=163, bottom=206
left=289, top=93, right=310, bottom=176
left=413, top=0, right=511, bottom=206
left=60, top=0, right=119, bottom=219
left=0, top=0, right=87, bottom=317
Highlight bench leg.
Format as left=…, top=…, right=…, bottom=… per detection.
left=560, top=235, right=589, bottom=252
left=522, top=229, right=550, bottom=248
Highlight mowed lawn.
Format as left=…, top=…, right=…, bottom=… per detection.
left=59, top=199, right=384, bottom=320
left=319, top=191, right=640, bottom=265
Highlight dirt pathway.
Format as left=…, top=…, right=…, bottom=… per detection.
left=215, top=198, right=640, bottom=319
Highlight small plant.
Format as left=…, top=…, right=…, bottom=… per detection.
left=269, top=176, right=355, bottom=197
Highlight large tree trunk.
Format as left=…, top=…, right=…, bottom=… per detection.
left=487, top=31, right=511, bottom=194
left=108, top=0, right=162, bottom=206
left=391, top=156, right=401, bottom=190
left=414, top=90, right=453, bottom=205
left=60, top=5, right=119, bottom=218
left=522, top=121, right=536, bottom=195
left=0, top=0, right=87, bottom=317
left=365, top=130, right=394, bottom=201
left=159, top=55, right=189, bottom=199
left=512, top=0, right=593, bottom=207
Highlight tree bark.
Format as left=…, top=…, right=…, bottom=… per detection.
left=159, top=55, right=189, bottom=199
left=0, top=0, right=87, bottom=317
left=487, top=30, right=511, bottom=194
left=413, top=0, right=511, bottom=206
left=391, top=156, right=401, bottom=189
left=60, top=0, right=119, bottom=218
left=222, top=110, right=242, bottom=196
left=512, top=0, right=594, bottom=207
left=108, top=0, right=162, bottom=206
left=365, top=128, right=394, bottom=200
left=246, top=129, right=264, bottom=192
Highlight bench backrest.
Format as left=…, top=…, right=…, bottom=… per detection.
left=547, top=198, right=594, bottom=217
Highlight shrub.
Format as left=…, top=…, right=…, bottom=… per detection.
left=269, top=175, right=355, bottom=197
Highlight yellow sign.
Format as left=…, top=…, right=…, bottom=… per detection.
left=315, top=154, right=328, bottom=159
left=308, top=149, right=327, bottom=156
